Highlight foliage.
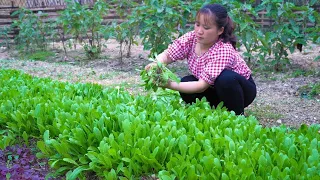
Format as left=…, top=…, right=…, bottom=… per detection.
left=306, top=5, right=320, bottom=45
left=55, top=1, right=83, bottom=57
left=0, top=69, right=320, bottom=179
left=82, top=0, right=110, bottom=59
left=140, top=57, right=180, bottom=92
left=11, top=9, right=54, bottom=53
left=0, top=26, right=12, bottom=50
left=110, top=21, right=138, bottom=63
left=8, top=0, right=319, bottom=69
left=0, top=144, right=51, bottom=179
left=129, top=0, right=199, bottom=56
left=255, top=1, right=297, bottom=71
left=253, top=0, right=319, bottom=71
left=226, top=0, right=261, bottom=63
left=109, top=0, right=139, bottom=61
left=57, top=0, right=110, bottom=59
left=110, top=0, right=138, bottom=19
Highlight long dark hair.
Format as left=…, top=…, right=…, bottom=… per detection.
left=196, top=4, right=237, bottom=49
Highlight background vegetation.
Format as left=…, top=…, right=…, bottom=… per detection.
left=2, top=0, right=319, bottom=70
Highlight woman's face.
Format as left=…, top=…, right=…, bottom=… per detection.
left=194, top=13, right=224, bottom=47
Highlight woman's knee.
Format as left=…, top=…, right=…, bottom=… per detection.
left=214, top=70, right=237, bottom=88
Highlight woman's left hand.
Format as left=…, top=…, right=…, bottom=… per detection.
left=159, top=80, right=171, bottom=88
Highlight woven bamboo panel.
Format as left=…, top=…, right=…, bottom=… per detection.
left=0, top=0, right=25, bottom=7
left=0, top=0, right=94, bottom=8
left=25, top=0, right=94, bottom=8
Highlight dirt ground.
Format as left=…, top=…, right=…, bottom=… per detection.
left=0, top=39, right=319, bottom=128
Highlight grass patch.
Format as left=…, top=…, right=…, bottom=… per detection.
left=26, top=51, right=55, bottom=61
left=245, top=104, right=283, bottom=122
left=298, top=82, right=320, bottom=99
left=290, top=68, right=320, bottom=78
left=99, top=72, right=121, bottom=80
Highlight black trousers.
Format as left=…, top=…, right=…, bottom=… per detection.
left=179, top=69, right=256, bottom=115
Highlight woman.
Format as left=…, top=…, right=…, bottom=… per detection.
left=145, top=4, right=256, bottom=115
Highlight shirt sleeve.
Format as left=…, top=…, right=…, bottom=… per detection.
left=199, top=45, right=233, bottom=85
left=167, top=31, right=195, bottom=61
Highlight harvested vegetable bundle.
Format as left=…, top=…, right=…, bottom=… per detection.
left=140, top=58, right=180, bottom=92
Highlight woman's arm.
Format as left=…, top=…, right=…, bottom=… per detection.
left=166, top=79, right=210, bottom=93
left=156, top=50, right=172, bottom=65
left=145, top=31, right=195, bottom=70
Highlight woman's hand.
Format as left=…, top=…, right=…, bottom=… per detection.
left=159, top=80, right=171, bottom=88
left=144, top=50, right=172, bottom=71
left=144, top=62, right=157, bottom=70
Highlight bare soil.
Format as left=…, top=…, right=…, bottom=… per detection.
left=0, top=40, right=319, bottom=128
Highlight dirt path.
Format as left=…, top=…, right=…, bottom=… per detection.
left=0, top=40, right=319, bottom=128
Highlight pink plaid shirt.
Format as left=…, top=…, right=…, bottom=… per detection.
left=167, top=31, right=251, bottom=85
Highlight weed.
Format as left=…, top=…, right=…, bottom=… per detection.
left=26, top=51, right=55, bottom=61
left=298, top=82, right=320, bottom=99
left=290, top=69, right=319, bottom=78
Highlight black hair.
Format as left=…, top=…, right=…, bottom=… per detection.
left=196, top=4, right=237, bottom=49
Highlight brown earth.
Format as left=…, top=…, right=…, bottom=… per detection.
left=0, top=39, right=319, bottom=128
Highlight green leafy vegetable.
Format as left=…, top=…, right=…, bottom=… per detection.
left=140, top=56, right=180, bottom=92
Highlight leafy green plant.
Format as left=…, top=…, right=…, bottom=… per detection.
left=57, top=0, right=110, bottom=59
left=256, top=1, right=294, bottom=71
left=228, top=1, right=261, bottom=63
left=0, top=26, right=12, bottom=50
left=82, top=0, right=109, bottom=59
left=140, top=57, right=180, bottom=92
left=11, top=9, right=53, bottom=53
left=110, top=0, right=139, bottom=60
left=110, top=0, right=138, bottom=18
left=46, top=19, right=60, bottom=50
left=110, top=21, right=138, bottom=64
left=256, top=0, right=319, bottom=71
left=55, top=1, right=83, bottom=57
left=129, top=0, right=198, bottom=56
left=304, top=1, right=320, bottom=45
left=57, top=0, right=86, bottom=49
left=0, top=69, right=320, bottom=179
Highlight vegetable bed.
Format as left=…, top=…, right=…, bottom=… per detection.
left=0, top=69, right=319, bottom=179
